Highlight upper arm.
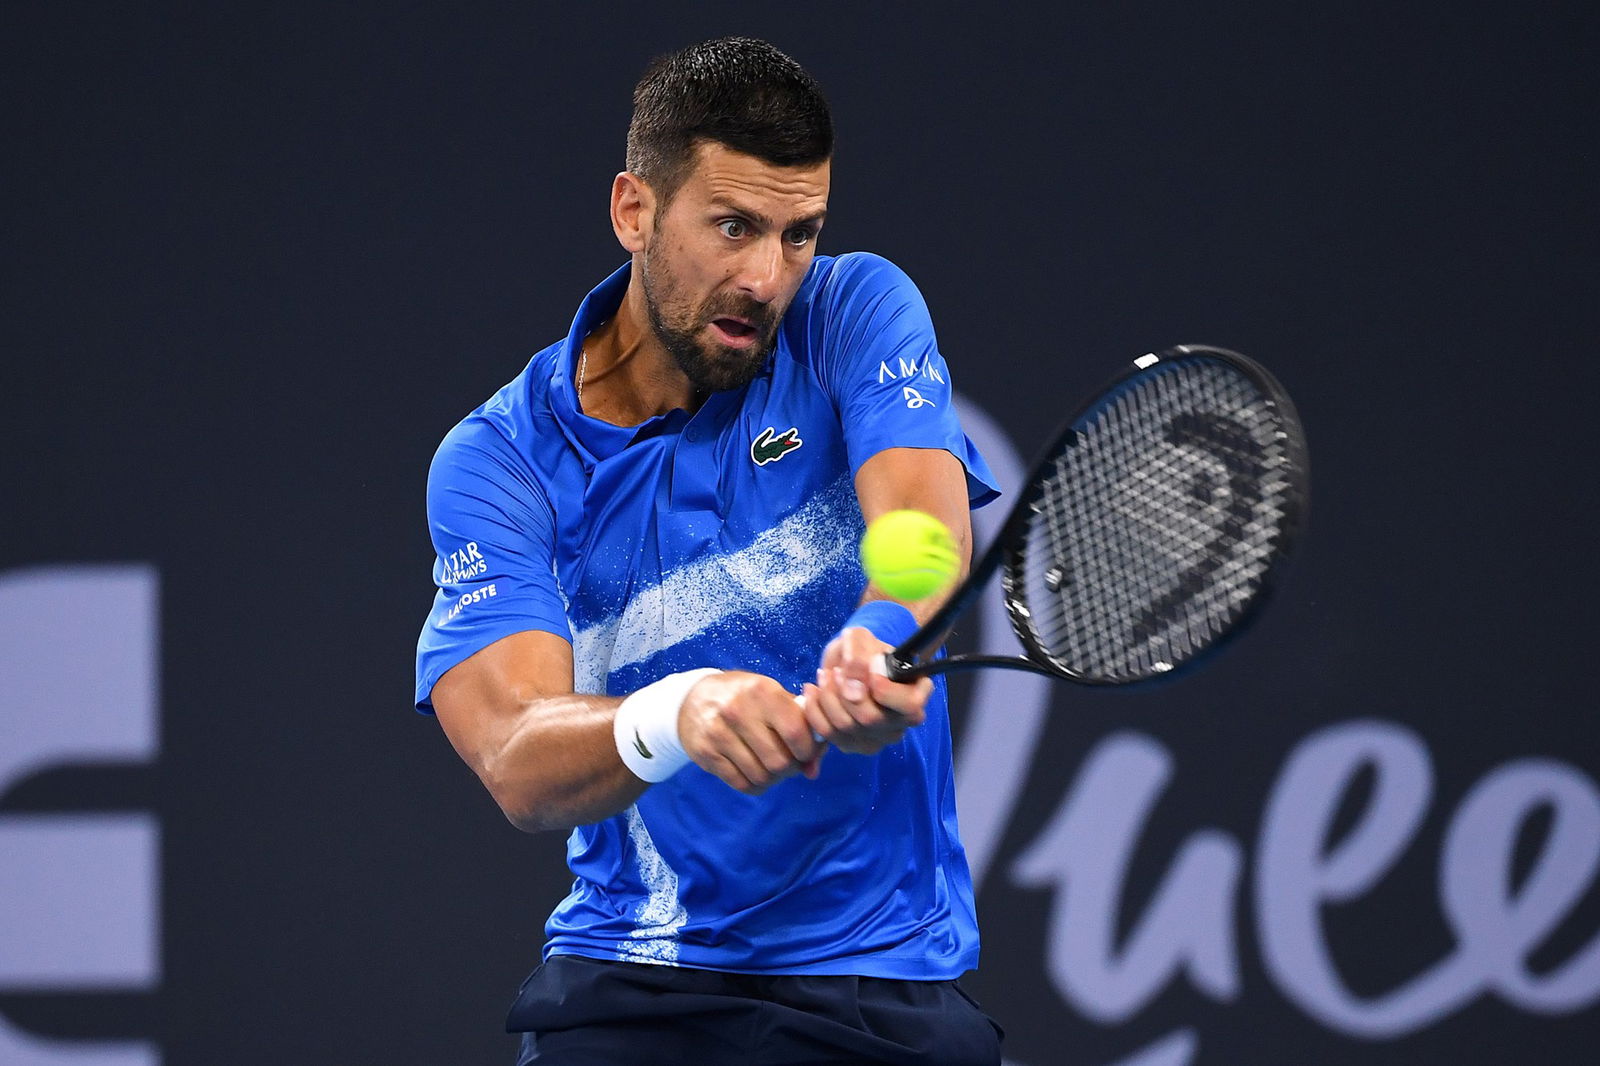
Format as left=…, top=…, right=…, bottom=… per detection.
left=415, top=422, right=573, bottom=713
left=814, top=253, right=1001, bottom=512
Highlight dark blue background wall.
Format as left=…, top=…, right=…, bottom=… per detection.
left=4, top=3, right=1597, bottom=1064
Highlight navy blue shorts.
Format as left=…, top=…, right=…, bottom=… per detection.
left=508, top=955, right=1003, bottom=1065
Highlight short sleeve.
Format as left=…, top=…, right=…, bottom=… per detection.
left=414, top=419, right=572, bottom=714
left=814, top=253, right=1000, bottom=508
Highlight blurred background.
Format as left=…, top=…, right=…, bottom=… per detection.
left=3, top=2, right=1596, bottom=1064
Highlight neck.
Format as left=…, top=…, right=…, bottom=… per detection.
left=578, top=271, right=699, bottom=426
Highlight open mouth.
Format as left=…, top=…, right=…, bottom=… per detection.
left=710, top=317, right=759, bottom=345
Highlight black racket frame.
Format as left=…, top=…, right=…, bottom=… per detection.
left=884, top=344, right=1309, bottom=684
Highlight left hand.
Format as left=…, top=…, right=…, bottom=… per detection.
left=801, top=625, right=933, bottom=756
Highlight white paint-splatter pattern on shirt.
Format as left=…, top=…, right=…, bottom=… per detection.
left=571, top=478, right=856, bottom=694
left=577, top=479, right=859, bottom=958
left=617, top=804, right=689, bottom=964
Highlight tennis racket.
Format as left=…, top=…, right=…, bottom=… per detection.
left=883, top=344, right=1309, bottom=685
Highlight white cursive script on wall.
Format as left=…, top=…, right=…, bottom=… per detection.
left=1003, top=722, right=1600, bottom=1041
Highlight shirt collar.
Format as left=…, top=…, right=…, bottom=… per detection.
left=547, top=262, right=658, bottom=463
left=548, top=261, right=778, bottom=465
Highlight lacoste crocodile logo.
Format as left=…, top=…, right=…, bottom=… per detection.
left=750, top=426, right=803, bottom=466
left=633, top=728, right=653, bottom=760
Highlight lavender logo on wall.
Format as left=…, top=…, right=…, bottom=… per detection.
left=0, top=566, right=162, bottom=1066
left=952, top=397, right=1600, bottom=1066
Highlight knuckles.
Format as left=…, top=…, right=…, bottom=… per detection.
left=757, top=749, right=793, bottom=775
left=684, top=664, right=933, bottom=791
left=683, top=672, right=816, bottom=791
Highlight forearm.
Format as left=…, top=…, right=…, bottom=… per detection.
left=805, top=446, right=971, bottom=749
left=852, top=447, right=973, bottom=628
left=856, top=580, right=960, bottom=629
left=478, top=693, right=647, bottom=833
left=435, top=641, right=825, bottom=827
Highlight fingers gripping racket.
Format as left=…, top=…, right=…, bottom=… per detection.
left=883, top=345, right=1309, bottom=686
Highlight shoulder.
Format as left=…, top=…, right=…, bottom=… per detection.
left=797, top=251, right=925, bottom=317
left=782, top=252, right=936, bottom=382
left=428, top=343, right=565, bottom=513
left=434, top=344, right=558, bottom=460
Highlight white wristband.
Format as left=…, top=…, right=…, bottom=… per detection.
left=613, top=669, right=718, bottom=783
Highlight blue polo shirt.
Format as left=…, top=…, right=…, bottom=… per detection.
left=416, top=252, right=998, bottom=978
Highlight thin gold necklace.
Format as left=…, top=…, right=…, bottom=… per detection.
left=576, top=347, right=587, bottom=405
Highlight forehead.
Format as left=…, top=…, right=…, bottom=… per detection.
left=673, top=141, right=830, bottom=217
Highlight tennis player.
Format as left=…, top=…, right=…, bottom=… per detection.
left=415, top=36, right=1003, bottom=1064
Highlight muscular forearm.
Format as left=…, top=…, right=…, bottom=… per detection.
left=476, top=693, right=647, bottom=833
left=435, top=635, right=827, bottom=826
left=431, top=631, right=658, bottom=834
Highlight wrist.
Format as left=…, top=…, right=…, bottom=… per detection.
left=613, top=669, right=718, bottom=783
left=838, top=599, right=919, bottom=649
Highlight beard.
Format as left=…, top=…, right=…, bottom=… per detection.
left=640, top=239, right=781, bottom=394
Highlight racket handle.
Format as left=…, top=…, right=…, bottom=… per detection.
left=879, top=650, right=925, bottom=682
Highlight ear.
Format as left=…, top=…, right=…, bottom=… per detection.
left=611, top=171, right=655, bottom=254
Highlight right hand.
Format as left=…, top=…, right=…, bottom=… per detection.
left=678, top=671, right=826, bottom=794
left=802, top=626, right=932, bottom=756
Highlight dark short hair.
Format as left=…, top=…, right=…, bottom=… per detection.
left=626, top=37, right=833, bottom=205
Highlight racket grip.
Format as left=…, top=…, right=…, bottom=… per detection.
left=878, top=651, right=923, bottom=682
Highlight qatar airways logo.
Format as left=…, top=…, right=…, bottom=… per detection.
left=438, top=541, right=487, bottom=584
left=952, top=397, right=1600, bottom=1066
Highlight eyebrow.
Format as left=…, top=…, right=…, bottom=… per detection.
left=710, top=197, right=827, bottom=231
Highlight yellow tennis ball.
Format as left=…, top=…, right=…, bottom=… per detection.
left=860, top=509, right=959, bottom=601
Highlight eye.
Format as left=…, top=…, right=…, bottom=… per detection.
left=717, top=219, right=748, bottom=239
left=785, top=227, right=816, bottom=248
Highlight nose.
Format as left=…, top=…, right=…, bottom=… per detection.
left=734, top=235, right=786, bottom=304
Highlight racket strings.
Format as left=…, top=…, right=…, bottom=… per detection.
left=1012, top=357, right=1303, bottom=683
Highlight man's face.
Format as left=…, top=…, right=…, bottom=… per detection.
left=639, top=141, right=830, bottom=393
